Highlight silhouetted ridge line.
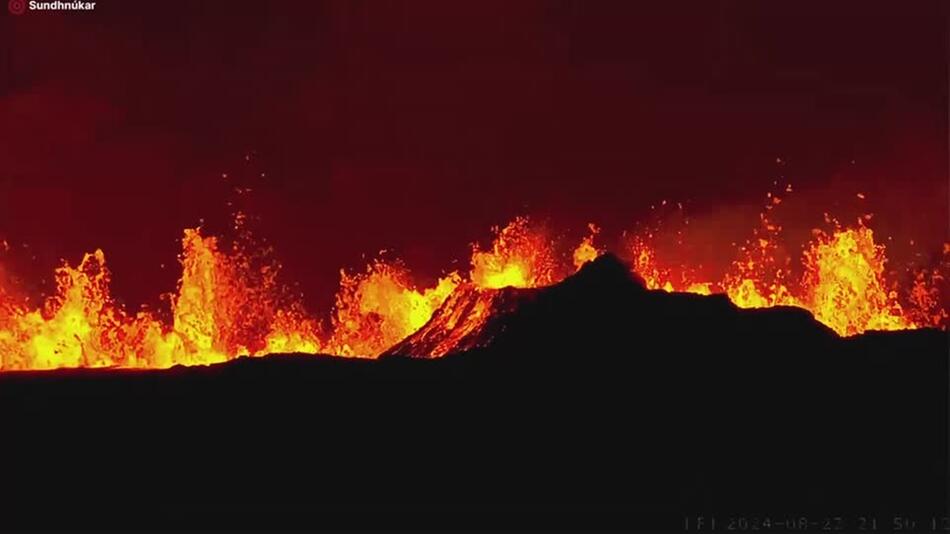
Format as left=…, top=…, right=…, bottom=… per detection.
left=386, top=252, right=841, bottom=359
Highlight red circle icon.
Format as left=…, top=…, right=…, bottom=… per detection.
left=8, top=0, right=26, bottom=15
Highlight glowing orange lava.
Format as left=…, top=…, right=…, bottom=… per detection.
left=328, top=261, right=460, bottom=357
left=470, top=216, right=557, bottom=289
left=573, top=224, right=603, bottom=271
left=0, top=223, right=322, bottom=370
left=0, top=197, right=946, bottom=371
left=717, top=221, right=915, bottom=335
left=625, top=190, right=944, bottom=337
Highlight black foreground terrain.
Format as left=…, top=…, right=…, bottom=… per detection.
left=2, top=255, right=946, bottom=531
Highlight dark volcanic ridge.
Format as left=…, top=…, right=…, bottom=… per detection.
left=385, top=253, right=841, bottom=359
left=2, top=255, right=946, bottom=516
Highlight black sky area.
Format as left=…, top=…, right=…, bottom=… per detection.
left=0, top=0, right=947, bottom=315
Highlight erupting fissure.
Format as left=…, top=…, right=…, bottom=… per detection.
left=0, top=191, right=946, bottom=371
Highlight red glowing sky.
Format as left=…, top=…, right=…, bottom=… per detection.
left=0, top=1, right=947, bottom=315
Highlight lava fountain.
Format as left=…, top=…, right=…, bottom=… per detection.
left=0, top=193, right=946, bottom=371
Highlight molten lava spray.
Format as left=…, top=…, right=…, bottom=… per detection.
left=470, top=216, right=558, bottom=289
left=573, top=224, right=603, bottom=271
left=0, top=193, right=946, bottom=371
left=328, top=261, right=460, bottom=357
